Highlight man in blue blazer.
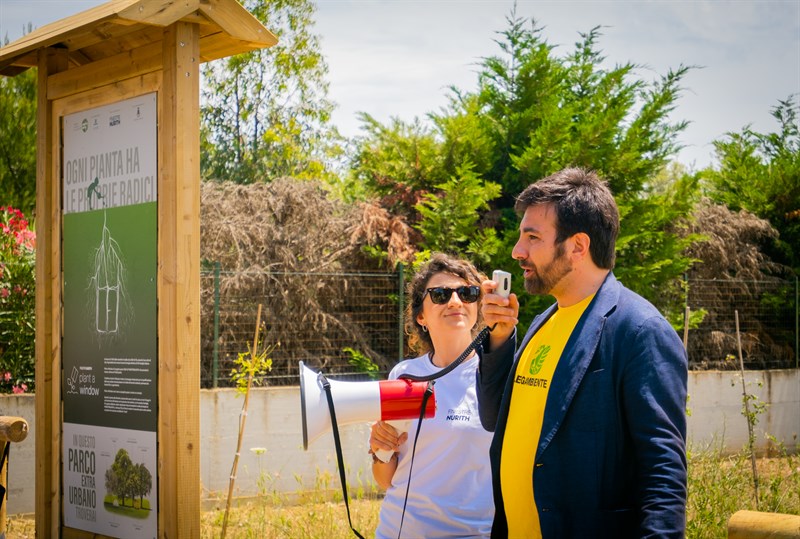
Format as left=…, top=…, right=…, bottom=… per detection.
left=479, top=168, right=687, bottom=538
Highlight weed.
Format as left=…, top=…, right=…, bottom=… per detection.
left=5, top=450, right=798, bottom=538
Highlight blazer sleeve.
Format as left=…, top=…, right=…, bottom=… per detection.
left=476, top=328, right=517, bottom=432
left=622, top=315, right=688, bottom=538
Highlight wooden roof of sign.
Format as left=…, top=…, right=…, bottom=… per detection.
left=0, top=0, right=278, bottom=77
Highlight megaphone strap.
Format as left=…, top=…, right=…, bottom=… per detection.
left=397, top=381, right=435, bottom=539
left=319, top=373, right=367, bottom=539
left=398, top=325, right=492, bottom=383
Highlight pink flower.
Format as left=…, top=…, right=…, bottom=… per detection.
left=1, top=288, right=9, bottom=299
left=14, top=229, right=36, bottom=250
left=12, top=385, right=26, bottom=394
left=3, top=372, right=10, bottom=381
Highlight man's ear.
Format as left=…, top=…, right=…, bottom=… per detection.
left=570, top=232, right=591, bottom=261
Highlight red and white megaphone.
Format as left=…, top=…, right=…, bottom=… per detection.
left=299, top=361, right=436, bottom=462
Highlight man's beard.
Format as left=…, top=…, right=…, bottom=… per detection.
left=523, top=241, right=573, bottom=295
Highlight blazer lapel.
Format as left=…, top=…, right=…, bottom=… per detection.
left=535, top=273, right=621, bottom=458
left=516, top=303, right=558, bottom=359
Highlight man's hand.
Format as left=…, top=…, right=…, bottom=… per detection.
left=481, top=279, right=519, bottom=351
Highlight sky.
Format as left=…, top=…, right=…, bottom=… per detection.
left=2, top=0, right=799, bottom=169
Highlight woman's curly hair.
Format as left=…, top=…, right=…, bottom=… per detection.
left=405, top=252, right=486, bottom=355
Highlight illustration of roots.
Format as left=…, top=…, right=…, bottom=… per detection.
left=90, top=214, right=126, bottom=336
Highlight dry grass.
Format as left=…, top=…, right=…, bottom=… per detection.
left=4, top=515, right=35, bottom=538
left=201, top=498, right=381, bottom=538
left=686, top=450, right=800, bottom=538
left=5, top=452, right=798, bottom=538
left=3, top=498, right=381, bottom=539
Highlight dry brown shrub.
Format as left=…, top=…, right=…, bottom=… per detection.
left=684, top=200, right=794, bottom=369
left=686, top=200, right=787, bottom=281
left=199, top=179, right=418, bottom=385
left=349, top=202, right=419, bottom=265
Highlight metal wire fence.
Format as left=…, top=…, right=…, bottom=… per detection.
left=685, top=277, right=798, bottom=370
left=199, top=269, right=799, bottom=387
left=200, top=265, right=406, bottom=387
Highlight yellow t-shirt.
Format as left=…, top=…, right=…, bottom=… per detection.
left=500, top=294, right=595, bottom=538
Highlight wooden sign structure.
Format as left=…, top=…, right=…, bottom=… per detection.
left=0, top=1, right=276, bottom=537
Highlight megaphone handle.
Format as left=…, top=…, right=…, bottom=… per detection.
left=373, top=448, right=394, bottom=463
left=374, top=420, right=411, bottom=463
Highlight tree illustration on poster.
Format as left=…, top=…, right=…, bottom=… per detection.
left=104, top=449, right=153, bottom=516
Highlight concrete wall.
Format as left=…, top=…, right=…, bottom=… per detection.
left=687, top=369, right=800, bottom=453
left=3, top=369, right=799, bottom=515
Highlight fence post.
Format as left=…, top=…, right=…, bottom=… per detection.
left=397, top=262, right=405, bottom=361
left=213, top=261, right=221, bottom=388
left=0, top=416, right=28, bottom=536
left=683, top=273, right=689, bottom=315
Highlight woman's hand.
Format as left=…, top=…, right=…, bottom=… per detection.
left=369, top=421, right=404, bottom=489
left=369, top=421, right=407, bottom=454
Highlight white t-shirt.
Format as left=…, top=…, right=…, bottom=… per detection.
left=374, top=353, right=494, bottom=539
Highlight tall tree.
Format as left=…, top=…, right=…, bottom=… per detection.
left=703, top=97, right=800, bottom=271
left=415, top=163, right=502, bottom=265
left=346, top=111, right=503, bottom=263
left=468, top=15, right=698, bottom=316
left=0, top=67, right=37, bottom=214
left=346, top=114, right=445, bottom=218
left=348, top=10, right=699, bottom=322
left=201, top=0, right=341, bottom=184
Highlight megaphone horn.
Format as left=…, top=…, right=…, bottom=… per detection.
left=299, top=361, right=436, bottom=457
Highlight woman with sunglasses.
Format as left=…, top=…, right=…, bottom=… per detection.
left=369, top=252, right=494, bottom=538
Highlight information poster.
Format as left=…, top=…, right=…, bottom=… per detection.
left=62, top=93, right=158, bottom=538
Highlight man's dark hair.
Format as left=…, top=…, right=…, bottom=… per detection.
left=514, top=168, right=619, bottom=269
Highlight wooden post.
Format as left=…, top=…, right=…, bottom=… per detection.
left=158, top=20, right=201, bottom=539
left=0, top=417, right=29, bottom=444
left=0, top=441, right=6, bottom=536
left=683, top=305, right=690, bottom=350
left=0, top=416, right=28, bottom=536
left=35, top=45, right=68, bottom=539
left=735, top=310, right=760, bottom=507
left=0, top=2, right=276, bottom=536
left=728, top=510, right=800, bottom=539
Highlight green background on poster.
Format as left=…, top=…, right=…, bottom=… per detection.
left=62, top=201, right=157, bottom=432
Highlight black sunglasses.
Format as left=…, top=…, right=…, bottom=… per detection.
left=424, top=285, right=481, bottom=305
